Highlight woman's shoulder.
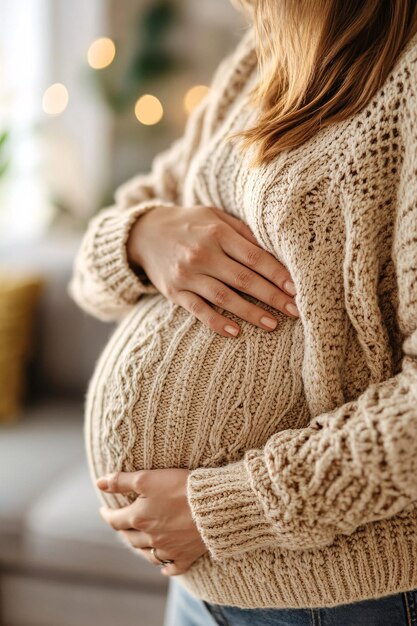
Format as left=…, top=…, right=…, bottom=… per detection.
left=339, top=30, right=417, bottom=155
left=383, top=30, right=417, bottom=143
left=384, top=30, right=417, bottom=104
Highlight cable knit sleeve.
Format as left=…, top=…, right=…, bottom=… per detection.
left=186, top=80, right=417, bottom=561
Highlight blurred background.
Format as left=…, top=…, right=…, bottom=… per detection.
left=0, top=2, right=245, bottom=625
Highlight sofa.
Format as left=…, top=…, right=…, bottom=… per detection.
left=0, top=235, right=169, bottom=626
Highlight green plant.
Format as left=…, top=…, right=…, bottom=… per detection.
left=90, top=0, right=183, bottom=114
left=127, top=0, right=179, bottom=83
left=0, top=131, right=10, bottom=179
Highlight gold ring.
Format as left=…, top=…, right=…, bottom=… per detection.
left=150, top=546, right=174, bottom=566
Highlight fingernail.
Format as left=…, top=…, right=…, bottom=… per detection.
left=285, top=302, right=300, bottom=317
left=284, top=280, right=296, bottom=296
left=96, top=476, right=109, bottom=490
left=224, top=324, right=239, bottom=336
left=260, top=316, right=278, bottom=329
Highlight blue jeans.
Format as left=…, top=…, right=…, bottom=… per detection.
left=163, top=578, right=417, bottom=626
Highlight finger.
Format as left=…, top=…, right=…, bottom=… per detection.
left=99, top=503, right=139, bottom=531
left=218, top=227, right=297, bottom=298
left=135, top=545, right=176, bottom=569
left=210, top=206, right=258, bottom=245
left=174, top=290, right=241, bottom=338
left=160, top=561, right=191, bottom=576
left=189, top=275, right=281, bottom=330
left=148, top=547, right=177, bottom=568
left=202, top=258, right=299, bottom=319
left=136, top=547, right=163, bottom=567
left=96, top=470, right=147, bottom=495
left=119, top=529, right=151, bottom=550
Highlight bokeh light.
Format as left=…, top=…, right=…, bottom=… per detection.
left=134, top=95, right=164, bottom=126
left=87, top=37, right=116, bottom=70
left=42, top=83, right=69, bottom=116
left=184, top=85, right=210, bottom=114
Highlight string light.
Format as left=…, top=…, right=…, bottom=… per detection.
left=135, top=95, right=164, bottom=125
left=42, top=83, right=69, bottom=116
left=88, top=37, right=116, bottom=70
left=184, top=85, right=210, bottom=114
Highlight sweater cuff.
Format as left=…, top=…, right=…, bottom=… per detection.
left=186, top=459, right=278, bottom=561
left=90, top=200, right=174, bottom=302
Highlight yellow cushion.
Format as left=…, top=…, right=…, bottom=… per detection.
left=0, top=272, right=43, bottom=422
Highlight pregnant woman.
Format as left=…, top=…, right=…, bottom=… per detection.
left=70, top=1, right=417, bottom=624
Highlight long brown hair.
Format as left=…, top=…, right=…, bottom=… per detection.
left=233, top=0, right=417, bottom=165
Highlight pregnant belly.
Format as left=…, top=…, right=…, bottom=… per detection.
left=85, top=293, right=308, bottom=508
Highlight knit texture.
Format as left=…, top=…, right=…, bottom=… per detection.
left=69, top=27, right=417, bottom=609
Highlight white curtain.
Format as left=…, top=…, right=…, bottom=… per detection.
left=0, top=0, right=111, bottom=240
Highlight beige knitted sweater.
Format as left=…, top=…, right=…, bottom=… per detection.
left=69, top=27, right=417, bottom=610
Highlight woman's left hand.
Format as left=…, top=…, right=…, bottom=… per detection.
left=96, top=468, right=208, bottom=576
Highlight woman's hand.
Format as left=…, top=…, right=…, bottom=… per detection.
left=96, top=469, right=207, bottom=576
left=127, top=204, right=299, bottom=338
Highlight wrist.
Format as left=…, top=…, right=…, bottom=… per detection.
left=127, top=213, right=148, bottom=269
left=126, top=204, right=174, bottom=270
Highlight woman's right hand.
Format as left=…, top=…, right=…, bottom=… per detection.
left=127, top=204, right=299, bottom=338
